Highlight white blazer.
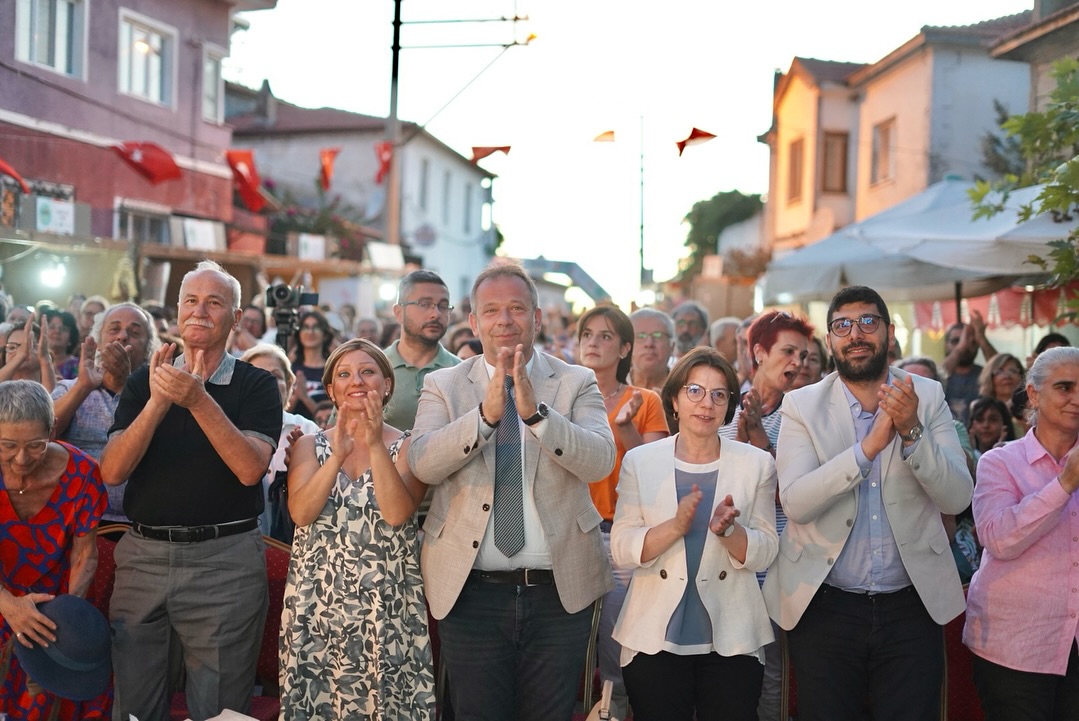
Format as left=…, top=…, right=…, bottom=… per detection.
left=611, top=435, right=778, bottom=662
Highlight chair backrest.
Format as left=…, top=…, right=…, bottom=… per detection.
left=89, top=524, right=129, bottom=618
left=258, top=536, right=291, bottom=694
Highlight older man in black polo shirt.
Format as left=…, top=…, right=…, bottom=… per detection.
left=101, top=260, right=282, bottom=721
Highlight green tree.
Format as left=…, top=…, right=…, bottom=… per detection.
left=679, top=190, right=763, bottom=279
left=971, top=58, right=1079, bottom=306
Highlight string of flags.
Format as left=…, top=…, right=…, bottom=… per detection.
left=0, top=124, right=717, bottom=213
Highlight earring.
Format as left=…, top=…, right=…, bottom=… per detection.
left=755, top=356, right=763, bottom=364
left=672, top=410, right=679, bottom=420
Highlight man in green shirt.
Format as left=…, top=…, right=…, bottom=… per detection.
left=383, top=269, right=461, bottom=432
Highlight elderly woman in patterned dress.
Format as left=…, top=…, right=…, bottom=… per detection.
left=280, top=338, right=434, bottom=719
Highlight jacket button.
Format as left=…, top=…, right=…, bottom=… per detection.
left=555, top=448, right=563, bottom=456
left=472, top=540, right=479, bottom=548
left=463, top=446, right=470, bottom=454
left=718, top=571, right=727, bottom=580
left=659, top=569, right=667, bottom=579
left=846, top=519, right=853, bottom=527
left=482, top=504, right=490, bottom=512
left=827, top=557, right=834, bottom=565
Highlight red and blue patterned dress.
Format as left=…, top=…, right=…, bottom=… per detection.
left=0, top=442, right=107, bottom=720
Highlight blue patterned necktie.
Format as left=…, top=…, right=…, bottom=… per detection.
left=493, top=374, right=525, bottom=557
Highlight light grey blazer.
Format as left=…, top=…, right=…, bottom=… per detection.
left=408, top=351, right=616, bottom=619
left=611, top=436, right=778, bottom=660
left=762, top=368, right=973, bottom=630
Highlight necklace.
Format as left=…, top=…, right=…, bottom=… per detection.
left=603, top=383, right=624, bottom=401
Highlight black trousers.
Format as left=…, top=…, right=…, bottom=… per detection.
left=622, top=649, right=763, bottom=721
left=972, top=642, right=1079, bottom=721
left=787, top=584, right=943, bottom=721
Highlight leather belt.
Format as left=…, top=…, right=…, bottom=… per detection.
left=132, top=518, right=259, bottom=543
left=469, top=568, right=555, bottom=586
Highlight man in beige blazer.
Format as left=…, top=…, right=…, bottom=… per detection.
left=763, top=285, right=973, bottom=721
left=409, top=262, right=615, bottom=721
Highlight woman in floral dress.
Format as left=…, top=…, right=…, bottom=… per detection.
left=280, top=338, right=434, bottom=720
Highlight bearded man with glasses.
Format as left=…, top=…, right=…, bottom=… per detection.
left=763, top=285, right=973, bottom=721
left=383, top=269, right=461, bottom=434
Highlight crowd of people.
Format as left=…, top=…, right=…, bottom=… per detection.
left=0, top=264, right=1076, bottom=721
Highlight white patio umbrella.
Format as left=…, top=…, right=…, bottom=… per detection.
left=855, top=184, right=1077, bottom=276
left=760, top=178, right=1019, bottom=305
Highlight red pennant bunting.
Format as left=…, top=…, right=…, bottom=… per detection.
left=675, top=127, right=716, bottom=156
left=112, top=142, right=182, bottom=184
left=319, top=147, right=341, bottom=192
left=225, top=149, right=266, bottom=212
left=374, top=141, right=393, bottom=185
left=593, top=130, right=616, bottom=142
left=0, top=154, right=30, bottom=194
left=470, top=146, right=511, bottom=163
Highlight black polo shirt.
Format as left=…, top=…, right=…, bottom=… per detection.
left=110, top=353, right=282, bottom=526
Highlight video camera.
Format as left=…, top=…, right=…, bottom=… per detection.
left=266, top=283, right=319, bottom=354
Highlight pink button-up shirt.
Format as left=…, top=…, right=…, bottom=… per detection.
left=963, top=429, right=1079, bottom=674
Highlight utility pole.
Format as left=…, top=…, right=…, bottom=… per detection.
left=385, top=0, right=403, bottom=246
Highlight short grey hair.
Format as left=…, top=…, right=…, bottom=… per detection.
left=895, top=356, right=940, bottom=382
left=629, top=307, right=674, bottom=337
left=470, top=261, right=538, bottom=313
left=240, top=343, right=296, bottom=390
left=0, top=380, right=55, bottom=432
left=91, top=302, right=160, bottom=365
left=709, top=317, right=741, bottom=346
left=672, top=300, right=709, bottom=328
left=180, top=260, right=242, bottom=310
left=398, top=269, right=447, bottom=303
left=1027, top=346, right=1079, bottom=426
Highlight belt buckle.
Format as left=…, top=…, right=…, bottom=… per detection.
left=522, top=569, right=541, bottom=587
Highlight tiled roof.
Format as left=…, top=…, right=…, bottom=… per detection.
left=794, top=57, right=866, bottom=85
left=923, top=10, right=1034, bottom=42
left=230, top=99, right=392, bottom=135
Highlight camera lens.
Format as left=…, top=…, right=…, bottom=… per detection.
left=272, top=285, right=291, bottom=301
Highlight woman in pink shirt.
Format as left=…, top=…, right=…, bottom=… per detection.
left=964, top=346, right=1079, bottom=720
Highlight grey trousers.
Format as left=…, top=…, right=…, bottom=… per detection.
left=110, top=528, right=268, bottom=721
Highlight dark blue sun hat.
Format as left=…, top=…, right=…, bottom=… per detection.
left=13, top=594, right=111, bottom=701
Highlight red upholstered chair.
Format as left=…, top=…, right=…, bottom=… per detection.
left=942, top=588, right=984, bottom=721
left=169, top=536, right=290, bottom=721
left=89, top=523, right=128, bottom=619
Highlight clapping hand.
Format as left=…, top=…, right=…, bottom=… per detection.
left=709, top=494, right=741, bottom=537
left=672, top=483, right=704, bottom=536
left=614, top=389, right=643, bottom=426
left=75, top=336, right=105, bottom=389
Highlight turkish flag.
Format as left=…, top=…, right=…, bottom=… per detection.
left=374, top=142, right=393, bottom=185
left=319, top=147, right=341, bottom=191
left=0, top=154, right=30, bottom=194
left=112, top=142, right=182, bottom=184
left=225, top=149, right=265, bottom=212
left=675, top=127, right=716, bottom=156
left=470, top=146, right=511, bottom=163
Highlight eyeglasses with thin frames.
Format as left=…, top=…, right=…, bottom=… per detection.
left=0, top=438, right=50, bottom=456
left=635, top=331, right=670, bottom=342
left=828, top=314, right=884, bottom=337
left=682, top=384, right=732, bottom=405
left=402, top=300, right=454, bottom=314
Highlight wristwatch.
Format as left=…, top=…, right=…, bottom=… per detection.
left=523, top=403, right=550, bottom=426
left=722, top=522, right=737, bottom=538
left=901, top=423, right=924, bottom=443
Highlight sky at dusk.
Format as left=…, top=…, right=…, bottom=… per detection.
left=225, top=0, right=1034, bottom=307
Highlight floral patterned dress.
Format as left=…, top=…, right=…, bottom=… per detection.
left=0, top=442, right=108, bottom=720
left=280, top=431, right=434, bottom=720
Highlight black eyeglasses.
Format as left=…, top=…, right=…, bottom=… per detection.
left=402, top=300, right=454, bottom=314
left=828, top=314, right=883, bottom=337
left=682, top=384, right=732, bottom=404
left=635, top=331, right=670, bottom=342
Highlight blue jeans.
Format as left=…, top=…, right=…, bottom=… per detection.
left=437, top=576, right=594, bottom=721
left=787, top=584, right=943, bottom=721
